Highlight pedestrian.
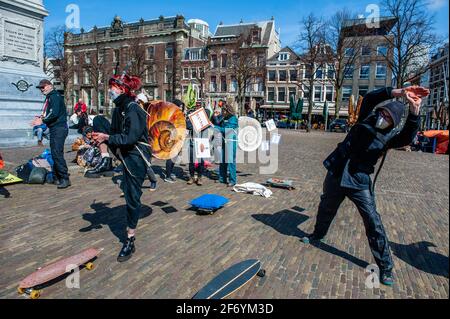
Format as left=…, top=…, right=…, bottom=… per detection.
left=212, top=101, right=238, bottom=187
left=302, top=86, right=430, bottom=286
left=32, top=79, right=71, bottom=189
left=92, top=73, right=152, bottom=262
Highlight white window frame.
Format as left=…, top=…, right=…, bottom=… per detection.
left=376, top=63, right=387, bottom=79
left=360, top=64, right=370, bottom=79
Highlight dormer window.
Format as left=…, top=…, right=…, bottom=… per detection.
left=252, top=30, right=260, bottom=43
left=279, top=53, right=290, bottom=61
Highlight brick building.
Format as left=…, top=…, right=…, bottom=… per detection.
left=64, top=15, right=207, bottom=113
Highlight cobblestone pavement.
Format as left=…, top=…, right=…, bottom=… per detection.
left=0, top=130, right=448, bottom=299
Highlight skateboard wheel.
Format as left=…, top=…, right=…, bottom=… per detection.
left=85, top=262, right=95, bottom=271
left=17, top=287, right=25, bottom=295
left=30, top=290, right=41, bottom=299
left=257, top=269, right=266, bottom=278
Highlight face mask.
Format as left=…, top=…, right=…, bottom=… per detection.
left=375, top=114, right=392, bottom=130
left=108, top=89, right=121, bottom=102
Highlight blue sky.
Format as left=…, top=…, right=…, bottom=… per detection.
left=44, top=0, right=449, bottom=47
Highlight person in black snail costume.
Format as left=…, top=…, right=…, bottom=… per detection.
left=92, top=73, right=152, bottom=262
left=302, top=86, right=430, bottom=286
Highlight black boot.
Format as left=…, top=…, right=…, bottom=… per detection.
left=85, top=157, right=114, bottom=178
left=117, top=237, right=136, bottom=262
left=57, top=179, right=71, bottom=189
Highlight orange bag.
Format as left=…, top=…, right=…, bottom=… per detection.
left=0, top=153, right=4, bottom=170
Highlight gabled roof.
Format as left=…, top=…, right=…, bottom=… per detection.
left=267, top=47, right=300, bottom=62
left=213, top=20, right=274, bottom=46
left=341, top=17, right=397, bottom=36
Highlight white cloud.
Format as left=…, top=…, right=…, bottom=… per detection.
left=427, top=0, right=448, bottom=10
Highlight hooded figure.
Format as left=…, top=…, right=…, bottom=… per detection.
left=304, top=86, right=428, bottom=287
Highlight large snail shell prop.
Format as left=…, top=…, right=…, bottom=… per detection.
left=146, top=101, right=187, bottom=160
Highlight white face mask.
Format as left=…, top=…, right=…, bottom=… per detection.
left=108, top=89, right=121, bottom=102
left=375, top=114, right=392, bottom=130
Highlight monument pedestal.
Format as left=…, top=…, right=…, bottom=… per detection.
left=0, top=0, right=51, bottom=148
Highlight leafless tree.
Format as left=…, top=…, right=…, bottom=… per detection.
left=295, top=14, right=329, bottom=132
left=381, top=0, right=442, bottom=87
left=45, top=25, right=74, bottom=107
left=229, top=36, right=266, bottom=116
left=326, top=9, right=364, bottom=118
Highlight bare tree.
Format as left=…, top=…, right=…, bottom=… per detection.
left=295, top=14, right=329, bottom=132
left=326, top=9, right=363, bottom=118
left=381, top=0, right=441, bottom=87
left=230, top=36, right=266, bottom=116
left=46, top=25, right=74, bottom=107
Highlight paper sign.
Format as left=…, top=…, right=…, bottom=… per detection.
left=270, top=134, right=281, bottom=145
left=265, top=119, right=277, bottom=132
left=261, top=141, right=270, bottom=151
left=189, top=107, right=212, bottom=133
left=194, top=138, right=212, bottom=158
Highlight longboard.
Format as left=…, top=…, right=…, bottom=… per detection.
left=193, top=259, right=266, bottom=299
left=18, top=248, right=101, bottom=299
left=265, top=178, right=295, bottom=191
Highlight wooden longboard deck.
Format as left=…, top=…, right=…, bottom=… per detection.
left=19, top=248, right=100, bottom=289
left=193, top=259, right=262, bottom=299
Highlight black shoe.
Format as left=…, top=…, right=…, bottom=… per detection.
left=380, top=270, right=394, bottom=286
left=85, top=157, right=114, bottom=178
left=149, top=181, right=157, bottom=191
left=53, top=178, right=61, bottom=185
left=117, top=237, right=136, bottom=262
left=57, top=179, right=71, bottom=189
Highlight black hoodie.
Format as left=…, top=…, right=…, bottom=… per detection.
left=323, top=87, right=420, bottom=190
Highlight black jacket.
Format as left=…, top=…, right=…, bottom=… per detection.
left=42, top=90, right=67, bottom=129
left=108, top=94, right=151, bottom=162
left=324, top=87, right=420, bottom=190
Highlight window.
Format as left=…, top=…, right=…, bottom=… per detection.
left=220, top=75, right=227, bottom=92
left=277, top=87, right=286, bottom=102
left=279, top=53, right=289, bottom=61
left=211, top=55, right=218, bottom=68
left=267, top=87, right=275, bottom=102
left=257, top=55, right=265, bottom=67
left=73, top=55, right=79, bottom=65
left=83, top=69, right=90, bottom=84
left=113, top=49, right=120, bottom=63
left=289, top=69, right=298, bottom=82
left=98, top=90, right=105, bottom=107
left=361, top=46, right=371, bottom=56
left=73, top=90, right=79, bottom=106
left=279, top=70, right=287, bottom=81
left=252, top=30, right=260, bottom=43
left=98, top=51, right=104, bottom=64
left=165, top=45, right=173, bottom=59
left=164, top=65, right=172, bottom=83
left=268, top=70, right=276, bottom=81
left=303, top=86, right=310, bottom=100
left=314, top=85, right=322, bottom=102
left=327, top=64, right=335, bottom=79
left=183, top=68, right=189, bottom=79
left=326, top=86, right=333, bottom=102
left=304, top=66, right=312, bottom=79
left=376, top=63, right=386, bottom=79
left=84, top=52, right=90, bottom=64
left=191, top=68, right=197, bottom=79
left=221, top=54, right=227, bottom=68
left=344, top=48, right=354, bottom=57
left=344, top=64, right=354, bottom=79
left=358, top=86, right=369, bottom=97
left=147, top=46, right=154, bottom=59
left=316, top=67, right=323, bottom=79
left=182, top=86, right=188, bottom=95
left=377, top=46, right=387, bottom=56
left=199, top=67, right=205, bottom=79
left=165, top=90, right=172, bottom=102
left=146, top=65, right=155, bottom=83
left=86, top=89, right=92, bottom=106
left=230, top=77, right=237, bottom=92
left=73, top=72, right=79, bottom=85
left=342, top=86, right=352, bottom=101
left=289, top=87, right=296, bottom=100
left=256, top=77, right=264, bottom=92
left=210, top=76, right=217, bottom=92
left=360, top=64, right=370, bottom=79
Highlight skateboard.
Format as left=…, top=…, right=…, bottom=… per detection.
left=193, top=259, right=266, bottom=299
left=18, top=248, right=101, bottom=299
left=265, top=178, right=295, bottom=191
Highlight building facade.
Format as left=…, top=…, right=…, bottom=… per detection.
left=64, top=15, right=207, bottom=113
left=262, top=47, right=336, bottom=120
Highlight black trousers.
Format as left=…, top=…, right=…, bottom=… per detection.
left=49, top=126, right=69, bottom=180
left=313, top=172, right=394, bottom=272
left=165, top=159, right=175, bottom=177
left=122, top=155, right=147, bottom=230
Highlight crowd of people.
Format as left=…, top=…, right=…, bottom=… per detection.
left=27, top=71, right=431, bottom=286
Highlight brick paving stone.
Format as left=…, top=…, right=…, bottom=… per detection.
left=0, top=130, right=448, bottom=299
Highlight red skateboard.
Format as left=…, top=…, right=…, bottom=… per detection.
left=18, top=248, right=101, bottom=299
